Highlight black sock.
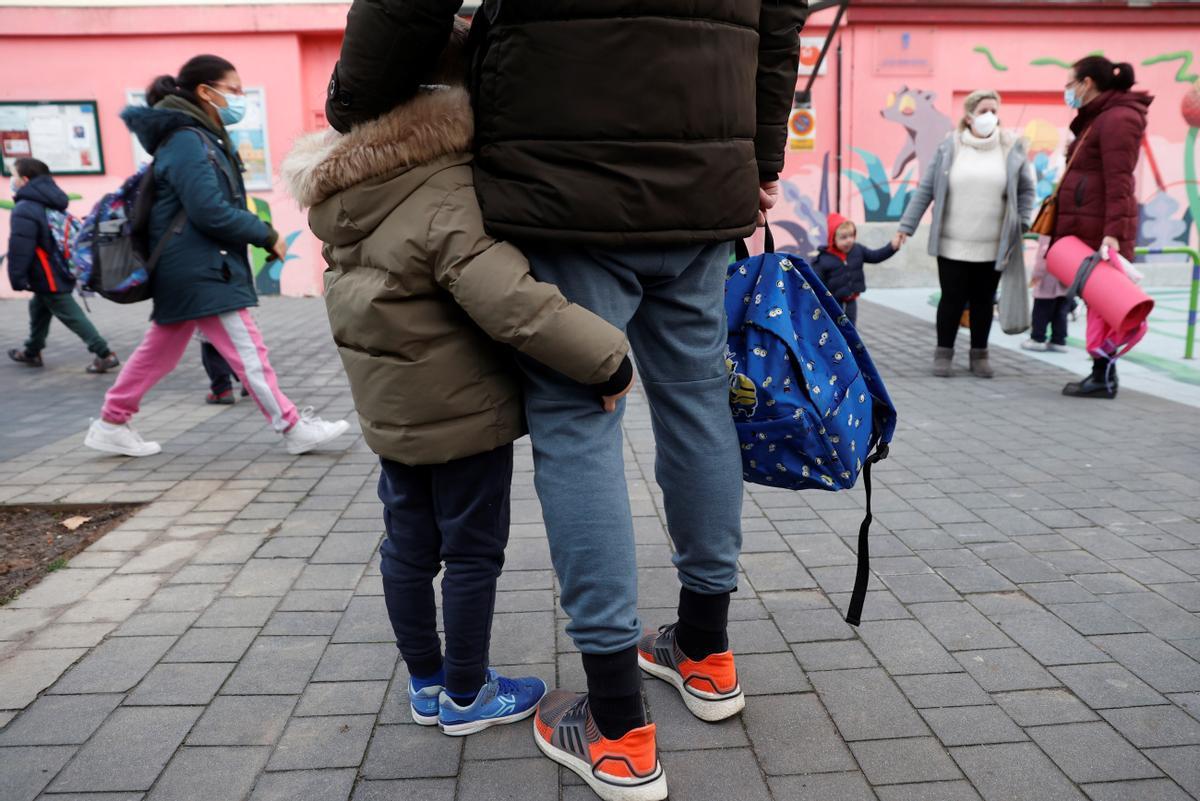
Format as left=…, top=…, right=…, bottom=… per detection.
left=582, top=647, right=645, bottom=740
left=675, top=587, right=731, bottom=661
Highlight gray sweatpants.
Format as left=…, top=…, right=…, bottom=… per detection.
left=518, top=243, right=744, bottom=655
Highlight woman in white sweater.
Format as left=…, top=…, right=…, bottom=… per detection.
left=897, top=90, right=1037, bottom=378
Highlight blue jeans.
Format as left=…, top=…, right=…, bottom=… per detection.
left=519, top=243, right=744, bottom=655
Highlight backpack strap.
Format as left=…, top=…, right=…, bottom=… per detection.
left=145, top=209, right=188, bottom=273
left=734, top=220, right=777, bottom=262
left=142, top=126, right=233, bottom=270
left=844, top=442, right=889, bottom=626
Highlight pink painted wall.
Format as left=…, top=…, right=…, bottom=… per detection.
left=778, top=13, right=1200, bottom=261
left=0, top=7, right=345, bottom=298
left=2, top=4, right=1198, bottom=302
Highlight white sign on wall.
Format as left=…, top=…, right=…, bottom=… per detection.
left=126, top=88, right=272, bottom=190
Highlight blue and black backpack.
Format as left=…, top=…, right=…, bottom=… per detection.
left=726, top=225, right=898, bottom=625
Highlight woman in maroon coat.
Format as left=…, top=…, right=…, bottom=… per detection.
left=1054, top=56, right=1153, bottom=398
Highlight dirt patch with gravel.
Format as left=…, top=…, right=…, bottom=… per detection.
left=0, top=503, right=142, bottom=604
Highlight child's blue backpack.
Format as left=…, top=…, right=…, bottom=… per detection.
left=71, top=128, right=198, bottom=303
left=43, top=209, right=83, bottom=276
left=726, top=226, right=898, bottom=625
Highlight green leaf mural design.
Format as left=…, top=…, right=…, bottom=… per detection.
left=973, top=46, right=1008, bottom=72
left=1031, top=51, right=1102, bottom=69
left=887, top=169, right=915, bottom=219
left=1, top=193, right=81, bottom=212
left=847, top=148, right=909, bottom=222
left=1143, top=51, right=1199, bottom=84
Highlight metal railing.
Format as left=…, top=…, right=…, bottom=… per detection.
left=1022, top=234, right=1199, bottom=359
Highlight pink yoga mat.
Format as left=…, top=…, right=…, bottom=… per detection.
left=1046, top=236, right=1154, bottom=338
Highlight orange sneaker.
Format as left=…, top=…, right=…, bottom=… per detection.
left=533, top=690, right=667, bottom=801
left=637, top=624, right=744, bottom=722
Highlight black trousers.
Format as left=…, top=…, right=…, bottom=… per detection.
left=1031, top=297, right=1070, bottom=345
left=937, top=257, right=1002, bottom=350
left=377, top=444, right=513, bottom=698
left=840, top=299, right=859, bottom=327
left=201, top=341, right=237, bottom=394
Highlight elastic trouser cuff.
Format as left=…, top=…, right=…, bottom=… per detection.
left=404, top=653, right=444, bottom=682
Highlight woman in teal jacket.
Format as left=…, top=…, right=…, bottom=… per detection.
left=86, top=54, right=348, bottom=458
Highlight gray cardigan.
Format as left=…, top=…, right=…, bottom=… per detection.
left=898, top=131, right=1037, bottom=273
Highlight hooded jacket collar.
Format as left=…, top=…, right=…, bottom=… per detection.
left=121, top=96, right=241, bottom=168
left=282, top=87, right=473, bottom=209
left=822, top=212, right=851, bottom=263
left=1071, top=90, right=1153, bottom=135
left=14, top=175, right=69, bottom=211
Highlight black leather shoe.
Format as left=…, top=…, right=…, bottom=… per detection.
left=1063, top=373, right=1117, bottom=399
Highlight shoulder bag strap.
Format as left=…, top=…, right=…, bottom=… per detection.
left=143, top=127, right=210, bottom=271
left=1048, top=127, right=1092, bottom=202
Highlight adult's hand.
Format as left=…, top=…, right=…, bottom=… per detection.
left=895, top=231, right=910, bottom=248
left=270, top=238, right=289, bottom=263
left=757, top=181, right=780, bottom=226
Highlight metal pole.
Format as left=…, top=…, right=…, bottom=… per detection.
left=836, top=36, right=843, bottom=212
left=798, top=0, right=850, bottom=103
left=1187, top=249, right=1199, bottom=359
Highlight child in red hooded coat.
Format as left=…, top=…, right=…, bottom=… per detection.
left=812, top=213, right=903, bottom=325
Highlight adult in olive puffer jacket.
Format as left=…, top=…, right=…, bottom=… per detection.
left=326, top=0, right=808, bottom=245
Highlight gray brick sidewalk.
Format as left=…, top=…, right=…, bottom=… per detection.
left=1, top=297, right=1198, bottom=801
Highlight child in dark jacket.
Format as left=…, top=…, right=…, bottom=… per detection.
left=812, top=213, right=902, bottom=325
left=6, top=159, right=119, bottom=372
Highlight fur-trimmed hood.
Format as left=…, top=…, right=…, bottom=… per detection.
left=282, top=86, right=473, bottom=209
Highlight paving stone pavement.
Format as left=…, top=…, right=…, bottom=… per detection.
left=1, top=297, right=1199, bottom=801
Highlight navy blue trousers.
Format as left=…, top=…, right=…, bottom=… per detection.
left=377, top=445, right=513, bottom=698
left=201, top=341, right=237, bottom=394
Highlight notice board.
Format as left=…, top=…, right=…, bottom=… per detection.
left=0, top=101, right=105, bottom=176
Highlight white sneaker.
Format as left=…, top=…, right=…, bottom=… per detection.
left=1046, top=343, right=1069, bottom=353
left=84, top=419, right=162, bottom=457
left=1020, top=339, right=1048, bottom=352
left=284, top=407, right=350, bottom=455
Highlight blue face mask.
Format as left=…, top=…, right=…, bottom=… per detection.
left=1064, top=87, right=1083, bottom=110
left=209, top=89, right=247, bottom=127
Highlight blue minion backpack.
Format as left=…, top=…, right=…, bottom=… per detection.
left=726, top=224, right=898, bottom=626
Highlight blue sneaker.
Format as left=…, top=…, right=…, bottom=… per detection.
left=409, top=678, right=443, bottom=726
left=438, top=669, right=547, bottom=736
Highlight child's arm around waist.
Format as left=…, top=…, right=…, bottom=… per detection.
left=427, top=183, right=630, bottom=387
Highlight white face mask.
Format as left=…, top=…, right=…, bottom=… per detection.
left=972, top=111, right=999, bottom=137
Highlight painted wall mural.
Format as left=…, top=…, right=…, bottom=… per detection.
left=772, top=32, right=1198, bottom=266
left=248, top=196, right=302, bottom=296
left=880, top=87, right=954, bottom=180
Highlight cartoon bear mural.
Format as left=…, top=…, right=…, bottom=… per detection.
left=881, top=87, right=954, bottom=180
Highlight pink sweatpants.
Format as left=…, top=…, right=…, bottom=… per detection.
left=102, top=309, right=300, bottom=432
left=1086, top=306, right=1148, bottom=359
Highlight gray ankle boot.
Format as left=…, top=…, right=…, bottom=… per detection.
left=933, top=347, right=953, bottom=377
left=969, top=348, right=994, bottom=378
